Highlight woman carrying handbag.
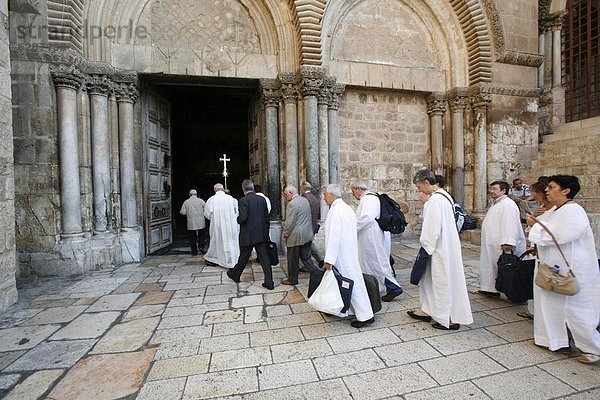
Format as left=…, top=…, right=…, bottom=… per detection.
left=526, top=175, right=600, bottom=364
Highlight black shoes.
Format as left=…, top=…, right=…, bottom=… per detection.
left=205, top=260, right=218, bottom=266
left=226, top=270, right=240, bottom=283
left=382, top=292, right=402, bottom=302
left=351, top=317, right=375, bottom=328
left=407, top=310, right=432, bottom=322
left=262, top=282, right=274, bottom=290
left=478, top=290, right=501, bottom=298
left=432, top=321, right=460, bottom=330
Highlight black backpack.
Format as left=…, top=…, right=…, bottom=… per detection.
left=367, top=193, right=408, bottom=234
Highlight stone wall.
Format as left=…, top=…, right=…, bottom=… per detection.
left=0, top=6, right=18, bottom=311
left=338, top=89, right=430, bottom=234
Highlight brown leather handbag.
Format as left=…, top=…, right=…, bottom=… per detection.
left=531, top=217, right=580, bottom=296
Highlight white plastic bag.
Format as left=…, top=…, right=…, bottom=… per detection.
left=308, top=269, right=344, bottom=314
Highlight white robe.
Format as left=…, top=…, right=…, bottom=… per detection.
left=203, top=191, right=240, bottom=268
left=325, top=198, right=374, bottom=322
left=419, top=189, right=473, bottom=327
left=528, top=202, right=600, bottom=354
left=479, top=195, right=526, bottom=292
left=356, top=191, right=401, bottom=294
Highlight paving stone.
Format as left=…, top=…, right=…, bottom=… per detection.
left=231, top=295, right=264, bottom=308
left=419, top=350, right=506, bottom=385
left=271, top=338, right=333, bottom=363
left=258, top=359, right=318, bottom=390
left=484, top=320, right=534, bottom=342
left=0, top=374, right=20, bottom=390
left=481, top=340, right=567, bottom=369
left=250, top=327, right=304, bottom=347
left=266, top=304, right=292, bottom=317
left=163, top=302, right=228, bottom=318
left=148, top=354, right=211, bottom=381
left=374, top=339, right=442, bottom=366
left=267, top=312, right=324, bottom=329
left=184, top=368, right=258, bottom=399
left=122, top=304, right=166, bottom=322
left=280, top=289, right=306, bottom=304
left=206, top=283, right=239, bottom=296
left=168, top=296, right=206, bottom=307
left=135, top=291, right=174, bottom=305
left=137, top=377, right=186, bottom=400
left=202, top=293, right=233, bottom=304
left=30, top=298, right=79, bottom=308
left=560, top=389, right=600, bottom=400
left=212, top=321, right=269, bottom=337
left=159, top=314, right=205, bottom=329
left=468, top=311, right=504, bottom=329
left=244, top=377, right=352, bottom=400
left=209, top=346, right=272, bottom=372
left=300, top=320, right=358, bottom=339
left=0, top=324, right=60, bottom=351
left=171, top=288, right=205, bottom=299
left=150, top=325, right=212, bottom=344
left=244, top=306, right=265, bottom=323
left=73, top=296, right=100, bottom=306
left=538, top=358, right=600, bottom=391
left=91, top=317, right=160, bottom=354
left=134, top=283, right=165, bottom=292
left=289, top=302, right=315, bottom=314
left=0, top=309, right=44, bottom=329
left=389, top=321, right=454, bottom=341
left=48, top=349, right=156, bottom=400
left=203, top=309, right=244, bottom=324
left=313, top=348, right=386, bottom=380
left=50, top=312, right=120, bottom=340
left=4, top=339, right=97, bottom=371
left=343, top=364, right=438, bottom=398
left=404, top=381, right=490, bottom=400
left=86, top=293, right=141, bottom=312
left=3, top=369, right=64, bottom=400
left=327, top=328, right=401, bottom=353
left=154, top=340, right=200, bottom=360
left=197, top=333, right=249, bottom=355
left=424, top=327, right=508, bottom=356
left=21, top=306, right=89, bottom=325
left=484, top=305, right=530, bottom=323
left=264, top=292, right=286, bottom=305
left=473, top=366, right=575, bottom=400
left=63, top=278, right=128, bottom=296
left=164, top=282, right=210, bottom=291
left=112, top=283, right=140, bottom=294
left=0, top=351, right=25, bottom=370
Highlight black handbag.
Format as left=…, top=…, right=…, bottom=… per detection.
left=307, top=267, right=353, bottom=313
left=495, top=249, right=535, bottom=303
left=410, top=247, right=430, bottom=285
left=267, top=241, right=279, bottom=266
left=363, top=273, right=382, bottom=313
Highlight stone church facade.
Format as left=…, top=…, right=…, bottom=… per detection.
left=0, top=0, right=597, bottom=311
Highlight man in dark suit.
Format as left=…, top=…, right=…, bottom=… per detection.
left=300, top=181, right=324, bottom=267
left=226, top=179, right=275, bottom=290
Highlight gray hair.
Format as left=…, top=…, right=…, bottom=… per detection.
left=213, top=183, right=224, bottom=192
left=350, top=179, right=369, bottom=190
left=189, top=189, right=197, bottom=196
left=242, top=179, right=254, bottom=192
left=301, top=181, right=312, bottom=190
left=284, top=184, right=298, bottom=195
left=325, top=184, right=343, bottom=199
left=412, top=169, right=436, bottom=185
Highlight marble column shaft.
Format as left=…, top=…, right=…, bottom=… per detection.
left=450, top=95, right=468, bottom=206
left=299, top=66, right=323, bottom=192
left=88, top=76, right=112, bottom=232
left=471, top=94, right=491, bottom=213
left=317, top=88, right=329, bottom=188
left=54, top=72, right=84, bottom=237
left=116, top=84, right=139, bottom=229
left=261, top=79, right=281, bottom=220
left=281, top=75, right=299, bottom=187
left=552, top=28, right=562, bottom=87
left=538, top=32, right=545, bottom=88
left=427, top=95, right=445, bottom=176
left=327, top=84, right=344, bottom=184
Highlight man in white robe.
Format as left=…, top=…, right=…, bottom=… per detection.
left=527, top=175, right=600, bottom=364
left=203, top=183, right=240, bottom=268
left=351, top=180, right=403, bottom=302
left=479, top=180, right=526, bottom=297
left=408, top=170, right=473, bottom=330
left=323, top=184, right=374, bottom=328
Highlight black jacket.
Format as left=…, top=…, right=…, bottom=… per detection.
left=237, top=192, right=270, bottom=246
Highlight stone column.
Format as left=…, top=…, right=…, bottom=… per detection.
left=280, top=73, right=299, bottom=187
left=552, top=28, right=561, bottom=87
left=317, top=79, right=332, bottom=188
left=427, top=94, right=446, bottom=176
left=328, top=84, right=345, bottom=184
left=300, top=66, right=324, bottom=192
left=52, top=66, right=84, bottom=238
left=538, top=29, right=545, bottom=88
left=115, top=83, right=139, bottom=229
left=449, top=91, right=468, bottom=205
left=260, top=79, right=281, bottom=220
left=470, top=93, right=491, bottom=214
left=87, top=75, right=112, bottom=233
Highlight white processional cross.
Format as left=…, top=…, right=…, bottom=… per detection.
left=219, top=154, right=231, bottom=190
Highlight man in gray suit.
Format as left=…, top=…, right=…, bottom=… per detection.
left=300, top=181, right=324, bottom=268
left=281, top=184, right=318, bottom=285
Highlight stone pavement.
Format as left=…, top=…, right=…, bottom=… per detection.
left=0, top=239, right=598, bottom=400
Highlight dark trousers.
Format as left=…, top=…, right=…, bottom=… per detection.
left=230, top=241, right=273, bottom=286
left=189, top=228, right=205, bottom=255
left=287, top=241, right=318, bottom=284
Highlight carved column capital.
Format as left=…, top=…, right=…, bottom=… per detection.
left=260, top=79, right=280, bottom=107
left=469, top=93, right=492, bottom=111
left=50, top=65, right=84, bottom=90
left=86, top=75, right=112, bottom=96
left=546, top=10, right=567, bottom=31
left=115, top=82, right=139, bottom=103
left=318, top=76, right=335, bottom=105
left=329, top=83, right=345, bottom=110
left=426, top=94, right=446, bottom=116
left=449, top=96, right=469, bottom=112
left=299, top=65, right=325, bottom=98
left=279, top=72, right=299, bottom=104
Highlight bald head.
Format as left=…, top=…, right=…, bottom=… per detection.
left=214, top=183, right=224, bottom=192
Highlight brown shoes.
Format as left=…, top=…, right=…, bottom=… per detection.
left=281, top=279, right=297, bottom=286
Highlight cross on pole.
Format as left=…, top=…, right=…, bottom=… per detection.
left=219, top=154, right=231, bottom=191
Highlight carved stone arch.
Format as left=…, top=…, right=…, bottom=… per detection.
left=83, top=0, right=301, bottom=74
left=287, top=0, right=326, bottom=66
